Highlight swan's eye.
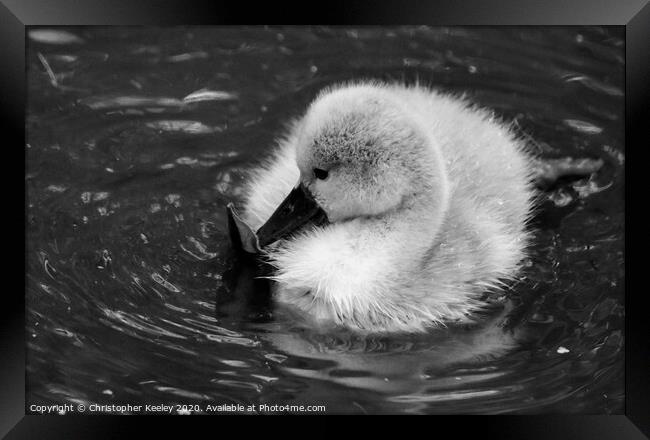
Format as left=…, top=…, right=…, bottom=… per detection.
left=313, top=168, right=329, bottom=180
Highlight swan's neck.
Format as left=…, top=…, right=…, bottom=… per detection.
left=355, top=190, right=448, bottom=268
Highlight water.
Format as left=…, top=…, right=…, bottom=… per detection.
left=26, top=26, right=624, bottom=414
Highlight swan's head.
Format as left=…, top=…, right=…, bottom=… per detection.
left=256, top=84, right=449, bottom=247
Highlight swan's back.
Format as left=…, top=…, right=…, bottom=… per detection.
left=380, top=84, right=535, bottom=299
left=395, top=85, right=534, bottom=235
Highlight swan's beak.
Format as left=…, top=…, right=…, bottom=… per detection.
left=256, top=182, right=328, bottom=248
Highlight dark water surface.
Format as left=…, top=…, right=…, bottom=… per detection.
left=26, top=26, right=624, bottom=414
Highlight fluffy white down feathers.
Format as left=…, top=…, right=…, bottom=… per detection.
left=241, top=81, right=536, bottom=333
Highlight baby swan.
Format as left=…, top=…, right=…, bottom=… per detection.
left=240, top=81, right=535, bottom=333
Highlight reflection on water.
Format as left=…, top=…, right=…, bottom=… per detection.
left=26, top=26, right=624, bottom=414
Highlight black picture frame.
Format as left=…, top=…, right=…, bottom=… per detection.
left=3, top=0, right=646, bottom=437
